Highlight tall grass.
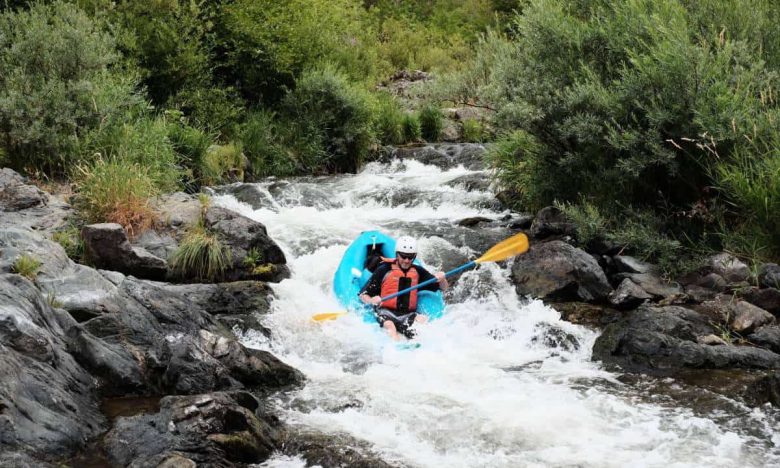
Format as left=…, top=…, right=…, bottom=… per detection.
left=169, top=222, right=232, bottom=281
left=200, top=143, right=245, bottom=185
left=74, top=158, right=158, bottom=237
left=402, top=114, right=422, bottom=143
left=419, top=104, right=444, bottom=142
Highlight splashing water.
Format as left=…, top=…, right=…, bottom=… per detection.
left=215, top=158, right=780, bottom=467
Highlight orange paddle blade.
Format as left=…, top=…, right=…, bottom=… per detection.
left=475, top=232, right=529, bottom=264
left=312, top=311, right=348, bottom=322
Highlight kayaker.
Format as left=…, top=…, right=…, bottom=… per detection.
left=358, top=235, right=448, bottom=340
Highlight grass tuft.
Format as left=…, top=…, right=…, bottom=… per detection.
left=169, top=222, right=231, bottom=281
left=12, top=254, right=42, bottom=280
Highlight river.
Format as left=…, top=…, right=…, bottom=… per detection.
left=212, top=153, right=779, bottom=467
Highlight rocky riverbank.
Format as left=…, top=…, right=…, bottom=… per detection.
left=2, top=152, right=780, bottom=466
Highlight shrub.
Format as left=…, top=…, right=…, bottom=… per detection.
left=281, top=67, right=376, bottom=173
left=75, top=157, right=158, bottom=237
left=169, top=222, right=231, bottom=281
left=167, top=119, right=216, bottom=191
left=240, top=110, right=313, bottom=178
left=461, top=118, right=485, bottom=142
left=200, top=143, right=245, bottom=185
left=554, top=199, right=607, bottom=247
left=374, top=93, right=405, bottom=145
left=401, top=114, right=422, bottom=143
left=12, top=254, right=42, bottom=280
left=169, top=86, right=246, bottom=138
left=418, top=104, right=444, bottom=142
left=0, top=1, right=143, bottom=175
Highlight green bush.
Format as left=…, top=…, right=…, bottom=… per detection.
left=12, top=254, right=42, bottom=280
left=167, top=119, right=216, bottom=190
left=75, top=157, right=158, bottom=236
left=461, top=118, right=485, bottom=142
left=169, top=86, right=246, bottom=138
left=169, top=223, right=232, bottom=281
left=418, top=104, right=444, bottom=142
left=0, top=1, right=143, bottom=175
left=281, top=67, right=376, bottom=173
left=374, top=93, right=405, bottom=145
left=554, top=199, right=607, bottom=247
left=240, top=110, right=308, bottom=178
left=200, top=143, right=245, bottom=185
left=401, top=114, right=422, bottom=143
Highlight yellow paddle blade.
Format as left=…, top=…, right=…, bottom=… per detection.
left=312, top=311, right=348, bottom=322
left=475, top=232, right=529, bottom=264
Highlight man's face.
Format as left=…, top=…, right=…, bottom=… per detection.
left=396, top=251, right=415, bottom=269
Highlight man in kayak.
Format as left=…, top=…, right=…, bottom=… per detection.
left=358, top=235, right=448, bottom=340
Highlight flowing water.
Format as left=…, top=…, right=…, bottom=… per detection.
left=213, top=156, right=780, bottom=467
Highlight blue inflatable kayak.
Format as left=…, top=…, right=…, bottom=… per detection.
left=333, top=230, right=446, bottom=323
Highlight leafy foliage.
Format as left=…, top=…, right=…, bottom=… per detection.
left=419, top=104, right=444, bottom=142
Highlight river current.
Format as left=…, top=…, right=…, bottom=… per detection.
left=212, top=157, right=780, bottom=467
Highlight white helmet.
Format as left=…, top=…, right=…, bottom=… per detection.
left=395, top=235, right=417, bottom=254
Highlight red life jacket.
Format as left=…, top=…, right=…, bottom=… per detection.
left=379, top=259, right=419, bottom=312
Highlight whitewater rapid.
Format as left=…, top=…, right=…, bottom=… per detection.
left=213, top=158, right=779, bottom=467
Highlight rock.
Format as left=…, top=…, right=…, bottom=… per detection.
left=749, top=326, right=780, bottom=354
left=616, top=272, right=683, bottom=301
left=684, top=285, right=719, bottom=303
left=388, top=144, right=486, bottom=170
left=0, top=169, right=72, bottom=233
left=65, top=326, right=144, bottom=396
left=743, top=372, right=780, bottom=407
left=457, top=216, right=493, bottom=227
left=553, top=302, right=622, bottom=328
left=164, top=281, right=273, bottom=317
left=708, top=253, right=750, bottom=283
left=697, top=334, right=729, bottom=346
left=612, top=256, right=655, bottom=274
left=741, top=287, right=780, bottom=315
left=444, top=174, right=490, bottom=192
left=695, top=273, right=727, bottom=291
left=0, top=168, right=47, bottom=211
left=759, top=263, right=780, bottom=289
left=150, top=192, right=202, bottom=232
left=506, top=214, right=535, bottom=230
left=440, top=120, right=460, bottom=142
left=731, top=301, right=775, bottom=334
left=511, top=241, right=612, bottom=302
left=0, top=274, right=105, bottom=459
left=132, top=229, right=179, bottom=263
left=103, top=391, right=280, bottom=467
left=609, top=278, right=652, bottom=309
left=529, top=206, right=576, bottom=240
left=592, top=305, right=780, bottom=371
left=81, top=223, right=167, bottom=280
left=204, top=206, right=289, bottom=282
left=213, top=184, right=273, bottom=210
left=281, top=430, right=397, bottom=468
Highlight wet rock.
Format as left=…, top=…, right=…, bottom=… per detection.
left=0, top=274, right=105, bottom=459
left=749, top=326, right=780, bottom=354
left=214, top=183, right=273, bottom=210
left=730, top=301, right=774, bottom=334
left=0, top=169, right=72, bottom=232
left=204, top=206, right=289, bottom=282
left=743, top=372, right=780, bottom=406
left=457, top=216, right=493, bottom=227
left=529, top=206, right=576, bottom=240
left=609, top=278, right=652, bottom=309
left=65, top=326, right=144, bottom=396
left=741, top=287, right=780, bottom=315
left=592, top=305, right=780, bottom=371
left=759, top=263, right=780, bottom=289
left=553, top=302, right=622, bottom=328
left=445, top=173, right=490, bottom=192
left=511, top=241, right=612, bottom=302
left=389, top=143, right=486, bottom=170
left=281, top=430, right=399, bottom=468
left=506, top=214, right=535, bottom=230
left=82, top=223, right=168, bottom=280
left=612, top=256, right=655, bottom=275
left=708, top=253, right=750, bottom=283
left=694, top=272, right=727, bottom=291
left=531, top=323, right=580, bottom=352
left=103, top=391, right=280, bottom=467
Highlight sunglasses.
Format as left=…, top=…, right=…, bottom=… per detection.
left=397, top=252, right=416, bottom=260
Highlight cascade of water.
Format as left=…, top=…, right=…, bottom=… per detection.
left=214, top=157, right=779, bottom=467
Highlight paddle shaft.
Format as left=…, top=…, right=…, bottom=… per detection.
left=379, top=260, right=477, bottom=302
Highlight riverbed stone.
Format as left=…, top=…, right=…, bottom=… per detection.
left=759, top=263, right=780, bottom=289
left=609, top=278, right=653, bottom=309
left=749, top=326, right=780, bottom=354
left=731, top=301, right=775, bottom=334
left=82, top=223, right=168, bottom=280
left=708, top=253, right=751, bottom=283
left=741, top=287, right=780, bottom=315
left=511, top=241, right=612, bottom=302
left=529, top=206, right=576, bottom=240
left=612, top=256, right=655, bottom=274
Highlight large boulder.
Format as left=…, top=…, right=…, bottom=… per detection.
left=742, top=287, right=780, bottom=315
left=103, top=391, right=281, bottom=466
left=81, top=223, right=167, bottom=280
left=0, top=274, right=105, bottom=460
left=511, top=240, right=612, bottom=302
left=592, top=305, right=780, bottom=371
left=730, top=301, right=775, bottom=334
left=759, top=263, right=780, bottom=289
left=707, top=253, right=751, bottom=283
left=0, top=169, right=71, bottom=232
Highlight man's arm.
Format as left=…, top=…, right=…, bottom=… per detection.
left=416, top=266, right=448, bottom=291
left=358, top=265, right=387, bottom=305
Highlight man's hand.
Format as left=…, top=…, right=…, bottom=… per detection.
left=361, top=293, right=382, bottom=306
left=435, top=271, right=449, bottom=290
